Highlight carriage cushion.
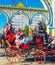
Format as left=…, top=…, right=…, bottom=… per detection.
left=21, top=44, right=29, bottom=49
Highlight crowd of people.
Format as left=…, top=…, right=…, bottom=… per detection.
left=0, top=22, right=54, bottom=50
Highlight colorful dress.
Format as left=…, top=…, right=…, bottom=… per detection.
left=15, top=34, right=24, bottom=48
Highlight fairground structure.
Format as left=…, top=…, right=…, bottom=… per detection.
left=0, top=0, right=55, bottom=37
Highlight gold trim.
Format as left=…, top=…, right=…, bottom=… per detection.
left=0, top=6, right=48, bottom=12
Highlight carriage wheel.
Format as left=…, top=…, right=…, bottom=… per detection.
left=5, top=48, right=22, bottom=63
left=34, top=50, right=45, bottom=64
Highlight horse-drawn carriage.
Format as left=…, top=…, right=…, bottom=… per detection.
left=5, top=31, right=55, bottom=64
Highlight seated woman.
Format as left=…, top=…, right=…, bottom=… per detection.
left=15, top=29, right=25, bottom=48
left=5, top=23, right=16, bottom=47
left=20, top=30, right=34, bottom=49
